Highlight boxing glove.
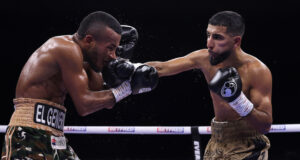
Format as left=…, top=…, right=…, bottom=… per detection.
left=116, top=25, right=138, bottom=59
left=208, top=67, right=253, bottom=116
left=103, top=59, right=158, bottom=102
left=102, top=58, right=135, bottom=88
left=130, top=64, right=159, bottom=95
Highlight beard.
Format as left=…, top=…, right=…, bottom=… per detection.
left=209, top=49, right=232, bottom=65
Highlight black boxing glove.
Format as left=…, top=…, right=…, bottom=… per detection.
left=116, top=25, right=138, bottom=59
left=102, top=58, right=135, bottom=88
left=208, top=67, right=242, bottom=102
left=109, top=63, right=158, bottom=102
left=103, top=59, right=158, bottom=102
left=208, top=67, right=253, bottom=117
left=130, top=64, right=159, bottom=95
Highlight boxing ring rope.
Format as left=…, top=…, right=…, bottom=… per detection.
left=1, top=124, right=299, bottom=160
left=1, top=124, right=299, bottom=134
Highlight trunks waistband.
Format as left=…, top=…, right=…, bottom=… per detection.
left=210, top=118, right=261, bottom=142
left=9, top=98, right=67, bottom=136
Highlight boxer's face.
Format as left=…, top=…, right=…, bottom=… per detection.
left=206, top=24, right=240, bottom=65
left=86, top=27, right=121, bottom=72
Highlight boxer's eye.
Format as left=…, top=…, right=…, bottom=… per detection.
left=108, top=45, right=116, bottom=51
left=206, top=32, right=210, bottom=38
left=212, top=34, right=224, bottom=40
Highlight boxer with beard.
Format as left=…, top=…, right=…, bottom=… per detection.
left=147, top=11, right=272, bottom=159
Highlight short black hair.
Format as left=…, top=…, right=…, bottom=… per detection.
left=77, top=11, right=122, bottom=40
left=208, top=11, right=245, bottom=37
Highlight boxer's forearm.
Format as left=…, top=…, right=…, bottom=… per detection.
left=83, top=62, right=105, bottom=91
left=146, top=61, right=169, bottom=77
left=146, top=50, right=203, bottom=77
left=73, top=90, right=116, bottom=116
left=244, top=108, right=273, bottom=134
left=146, top=59, right=195, bottom=77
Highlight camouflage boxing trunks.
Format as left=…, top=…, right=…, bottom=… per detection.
left=204, top=118, right=270, bottom=160
left=1, top=126, right=79, bottom=160
left=1, top=98, right=80, bottom=160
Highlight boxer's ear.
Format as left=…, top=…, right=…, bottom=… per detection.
left=84, top=35, right=95, bottom=44
left=83, top=35, right=96, bottom=48
left=233, top=36, right=241, bottom=47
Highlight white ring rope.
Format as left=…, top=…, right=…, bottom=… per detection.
left=0, top=124, right=299, bottom=135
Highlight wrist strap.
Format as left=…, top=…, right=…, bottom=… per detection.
left=111, top=81, right=132, bottom=102
left=229, top=92, right=254, bottom=117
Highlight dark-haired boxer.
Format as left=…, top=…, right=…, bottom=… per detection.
left=1, top=11, right=158, bottom=160
left=147, top=11, right=272, bottom=159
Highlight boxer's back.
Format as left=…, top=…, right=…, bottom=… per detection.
left=16, top=35, right=76, bottom=104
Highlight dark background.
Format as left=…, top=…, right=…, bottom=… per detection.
left=1, top=0, right=300, bottom=159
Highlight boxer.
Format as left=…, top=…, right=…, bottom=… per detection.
left=147, top=11, right=272, bottom=159
left=1, top=11, right=158, bottom=159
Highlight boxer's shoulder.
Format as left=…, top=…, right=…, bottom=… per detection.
left=186, top=49, right=210, bottom=69
left=240, top=53, right=270, bottom=75
left=43, top=35, right=83, bottom=64
left=189, top=49, right=209, bottom=56
left=48, top=35, right=81, bottom=53
left=239, top=53, right=272, bottom=87
left=191, top=49, right=210, bottom=61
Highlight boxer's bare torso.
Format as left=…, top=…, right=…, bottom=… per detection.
left=147, top=24, right=272, bottom=133
left=190, top=49, right=272, bottom=122
left=16, top=35, right=104, bottom=105
left=15, top=26, right=120, bottom=116
left=16, top=35, right=75, bottom=104
left=147, top=48, right=272, bottom=133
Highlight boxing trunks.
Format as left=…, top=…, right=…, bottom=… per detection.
left=1, top=98, right=80, bottom=160
left=204, top=118, right=270, bottom=160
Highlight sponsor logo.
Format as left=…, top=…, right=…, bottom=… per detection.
left=157, top=127, right=184, bottom=134
left=64, top=127, right=87, bottom=132
left=221, top=81, right=237, bottom=97
left=51, top=138, right=56, bottom=145
left=270, top=125, right=286, bottom=131
left=51, top=136, right=66, bottom=150
left=34, top=103, right=65, bottom=131
left=206, top=127, right=211, bottom=133
left=194, top=141, right=201, bottom=160
left=108, top=127, right=135, bottom=133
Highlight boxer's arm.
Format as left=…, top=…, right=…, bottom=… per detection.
left=146, top=50, right=205, bottom=77
left=244, top=63, right=273, bottom=133
left=83, top=62, right=105, bottom=91
left=56, top=45, right=115, bottom=116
